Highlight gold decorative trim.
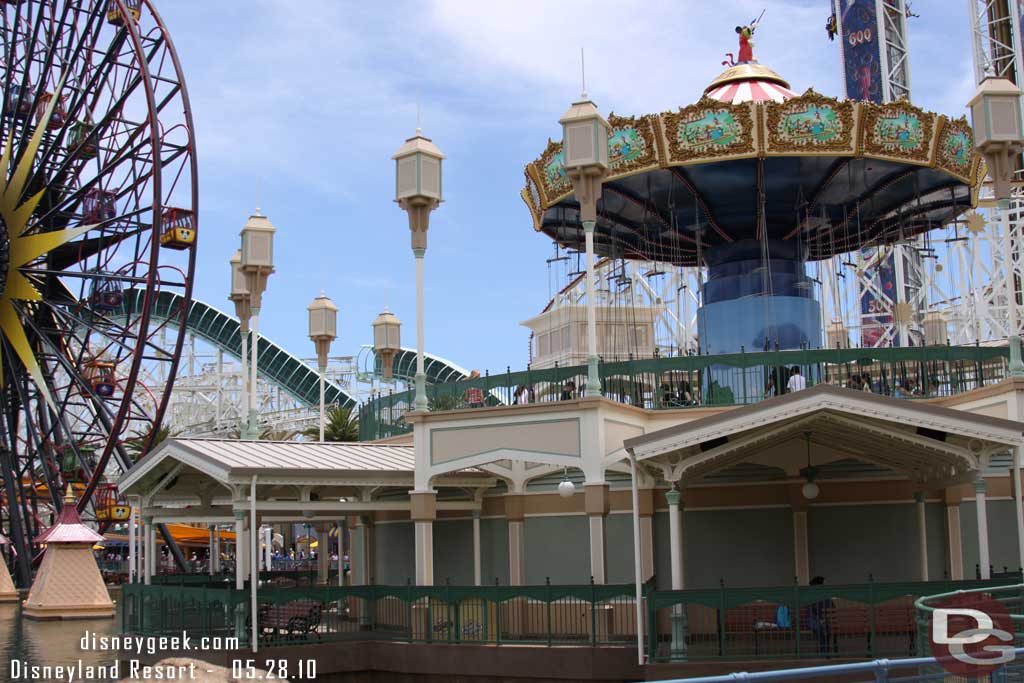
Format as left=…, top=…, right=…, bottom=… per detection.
left=521, top=169, right=543, bottom=232
left=763, top=89, right=856, bottom=156
left=522, top=94, right=981, bottom=214
left=933, top=116, right=975, bottom=183
left=605, top=113, right=660, bottom=179
left=860, top=100, right=935, bottom=165
left=535, top=139, right=573, bottom=207
left=662, top=98, right=756, bottom=165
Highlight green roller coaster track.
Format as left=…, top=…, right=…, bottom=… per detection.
left=120, top=289, right=471, bottom=409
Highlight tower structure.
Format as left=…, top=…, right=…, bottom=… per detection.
left=833, top=0, right=927, bottom=348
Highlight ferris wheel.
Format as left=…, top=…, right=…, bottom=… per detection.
left=0, top=0, right=196, bottom=577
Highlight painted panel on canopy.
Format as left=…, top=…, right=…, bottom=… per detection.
left=606, top=114, right=660, bottom=178
left=861, top=101, right=936, bottom=165
left=662, top=101, right=757, bottom=165
left=935, top=118, right=975, bottom=183
left=763, top=91, right=857, bottom=155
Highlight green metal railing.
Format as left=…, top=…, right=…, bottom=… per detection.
left=123, top=576, right=1021, bottom=656
left=122, top=581, right=639, bottom=648
left=646, top=576, right=1020, bottom=663
left=360, top=345, right=1010, bottom=440
left=914, top=580, right=1024, bottom=678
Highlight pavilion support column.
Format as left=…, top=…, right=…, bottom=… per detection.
left=506, top=494, right=526, bottom=586
left=638, top=488, right=655, bottom=582
left=212, top=525, right=221, bottom=573
left=1013, top=445, right=1024, bottom=574
left=975, top=476, right=991, bottom=580
left=317, top=523, right=330, bottom=584
left=793, top=506, right=810, bottom=585
left=128, top=506, right=137, bottom=583
left=585, top=484, right=610, bottom=584
left=472, top=510, right=482, bottom=586
left=946, top=494, right=964, bottom=580
left=411, top=491, right=436, bottom=586
left=143, top=515, right=154, bottom=585
left=666, top=489, right=688, bottom=661
left=208, top=525, right=215, bottom=576
left=234, top=511, right=246, bottom=590
left=915, top=492, right=929, bottom=581
left=353, top=515, right=375, bottom=585
left=342, top=524, right=350, bottom=589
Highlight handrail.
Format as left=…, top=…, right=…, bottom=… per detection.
left=360, top=344, right=1011, bottom=440
left=649, top=648, right=1024, bottom=682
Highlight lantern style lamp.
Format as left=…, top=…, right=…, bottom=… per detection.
left=560, top=95, right=611, bottom=397
left=239, top=210, right=276, bottom=439
left=372, top=308, right=401, bottom=381
left=970, top=76, right=1024, bottom=375
left=393, top=128, right=444, bottom=411
left=239, top=211, right=276, bottom=310
left=968, top=75, right=1024, bottom=203
left=308, top=292, right=338, bottom=443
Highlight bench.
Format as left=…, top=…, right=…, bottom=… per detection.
left=258, top=600, right=324, bottom=642
left=829, top=600, right=916, bottom=655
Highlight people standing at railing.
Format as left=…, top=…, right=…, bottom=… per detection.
left=512, top=384, right=534, bottom=405
left=560, top=380, right=576, bottom=401
left=764, top=370, right=779, bottom=397
left=786, top=366, right=806, bottom=393
left=807, top=576, right=833, bottom=655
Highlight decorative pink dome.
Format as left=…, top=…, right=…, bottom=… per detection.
left=704, top=63, right=797, bottom=104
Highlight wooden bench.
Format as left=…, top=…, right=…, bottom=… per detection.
left=258, top=600, right=324, bottom=642
left=829, top=600, right=916, bottom=655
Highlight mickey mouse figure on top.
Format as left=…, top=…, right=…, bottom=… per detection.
left=723, top=9, right=766, bottom=66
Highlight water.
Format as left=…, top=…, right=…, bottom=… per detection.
left=0, top=602, right=121, bottom=682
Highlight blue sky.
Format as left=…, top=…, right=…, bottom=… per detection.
left=157, top=0, right=974, bottom=375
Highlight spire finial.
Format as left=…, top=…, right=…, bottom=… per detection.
left=416, top=90, right=422, bottom=136
left=580, top=47, right=587, bottom=99
left=255, top=176, right=262, bottom=216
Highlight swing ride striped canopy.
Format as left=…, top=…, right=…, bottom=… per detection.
left=704, top=63, right=798, bottom=103
left=521, top=63, right=984, bottom=267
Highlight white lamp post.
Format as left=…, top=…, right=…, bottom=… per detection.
left=239, top=210, right=276, bottom=439
left=228, top=250, right=251, bottom=436
left=970, top=75, right=1024, bottom=374
left=372, top=308, right=401, bottom=382
left=560, top=93, right=610, bottom=397
left=308, top=292, right=338, bottom=442
left=393, top=127, right=444, bottom=411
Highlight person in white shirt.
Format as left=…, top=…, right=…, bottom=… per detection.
left=786, top=366, right=806, bottom=393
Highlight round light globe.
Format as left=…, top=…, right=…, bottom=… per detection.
left=802, top=480, right=820, bottom=500
left=557, top=479, right=575, bottom=498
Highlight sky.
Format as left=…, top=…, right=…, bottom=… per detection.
left=155, top=0, right=976, bottom=376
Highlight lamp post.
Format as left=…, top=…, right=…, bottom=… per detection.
left=239, top=210, right=276, bottom=439
left=308, top=292, right=338, bottom=442
left=393, top=127, right=444, bottom=411
left=969, top=74, right=1024, bottom=374
left=372, top=308, right=401, bottom=382
left=228, top=250, right=251, bottom=435
left=560, top=93, right=610, bottom=397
